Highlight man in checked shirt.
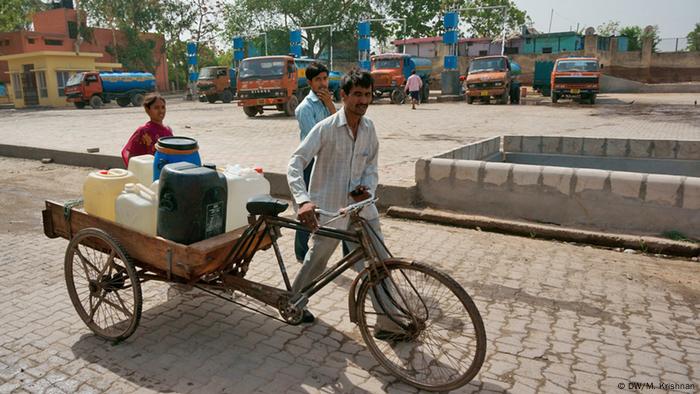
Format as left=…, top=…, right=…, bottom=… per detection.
left=286, top=69, right=404, bottom=337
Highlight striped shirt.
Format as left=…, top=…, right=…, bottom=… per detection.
left=287, top=109, right=379, bottom=220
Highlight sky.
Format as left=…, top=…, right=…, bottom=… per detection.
left=513, top=0, right=699, bottom=38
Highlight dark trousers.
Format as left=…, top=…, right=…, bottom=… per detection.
left=294, top=158, right=350, bottom=262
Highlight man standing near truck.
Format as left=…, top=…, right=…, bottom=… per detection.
left=404, top=70, right=423, bottom=110
left=293, top=62, right=337, bottom=263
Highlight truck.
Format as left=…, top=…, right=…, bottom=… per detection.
left=533, top=60, right=555, bottom=96
left=237, top=56, right=343, bottom=117
left=370, top=53, right=431, bottom=104
left=196, top=66, right=236, bottom=104
left=464, top=55, right=521, bottom=105
left=550, top=57, right=601, bottom=104
left=65, top=71, right=156, bottom=109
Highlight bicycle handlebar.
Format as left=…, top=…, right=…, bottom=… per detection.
left=314, top=198, right=377, bottom=224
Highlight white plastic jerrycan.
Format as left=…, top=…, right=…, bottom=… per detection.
left=128, top=154, right=155, bottom=187
left=222, top=165, right=271, bottom=231
left=115, top=183, right=158, bottom=236
left=83, top=168, right=138, bottom=221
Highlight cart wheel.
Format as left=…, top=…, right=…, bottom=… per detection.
left=64, top=228, right=142, bottom=342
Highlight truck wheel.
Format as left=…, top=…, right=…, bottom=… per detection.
left=74, top=102, right=86, bottom=109
left=207, top=95, right=217, bottom=104
left=89, top=95, right=103, bottom=109
left=116, top=98, right=130, bottom=107
left=373, top=90, right=383, bottom=99
left=420, top=84, right=430, bottom=103
left=551, top=93, right=559, bottom=103
left=589, top=94, right=596, bottom=104
left=467, top=96, right=475, bottom=104
left=131, top=93, right=145, bottom=107
left=221, top=90, right=233, bottom=104
left=542, top=88, right=551, bottom=97
left=285, top=95, right=299, bottom=116
left=498, top=89, right=509, bottom=105
left=198, top=95, right=207, bottom=102
left=510, top=87, right=520, bottom=104
left=243, top=106, right=258, bottom=117
left=390, top=89, right=405, bottom=105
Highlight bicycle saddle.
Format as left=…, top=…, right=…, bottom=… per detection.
left=246, top=194, right=289, bottom=216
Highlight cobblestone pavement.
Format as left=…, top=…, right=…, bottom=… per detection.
left=1, top=158, right=699, bottom=393
left=0, top=93, right=699, bottom=186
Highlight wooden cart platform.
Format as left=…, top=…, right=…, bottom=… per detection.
left=42, top=200, right=272, bottom=282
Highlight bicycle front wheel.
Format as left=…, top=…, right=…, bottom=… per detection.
left=355, top=259, right=486, bottom=392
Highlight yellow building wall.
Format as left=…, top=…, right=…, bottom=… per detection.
left=2, top=52, right=116, bottom=109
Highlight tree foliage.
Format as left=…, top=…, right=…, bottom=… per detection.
left=688, top=23, right=700, bottom=52
left=0, top=0, right=47, bottom=33
left=460, top=0, right=529, bottom=39
left=619, top=25, right=642, bottom=51
left=640, top=25, right=661, bottom=52
left=221, top=0, right=387, bottom=60
left=596, top=20, right=620, bottom=36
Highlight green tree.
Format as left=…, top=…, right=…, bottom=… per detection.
left=640, top=25, right=661, bottom=52
left=619, top=25, right=642, bottom=51
left=383, top=0, right=452, bottom=38
left=460, top=0, right=529, bottom=39
left=687, top=23, right=700, bottom=51
left=596, top=20, right=620, bottom=36
left=0, top=0, right=47, bottom=32
left=221, top=0, right=387, bottom=60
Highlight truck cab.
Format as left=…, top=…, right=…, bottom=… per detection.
left=197, top=66, right=236, bottom=104
left=370, top=53, right=431, bottom=104
left=236, top=56, right=303, bottom=117
left=550, top=57, right=601, bottom=104
left=65, top=72, right=103, bottom=109
left=465, top=55, right=520, bottom=105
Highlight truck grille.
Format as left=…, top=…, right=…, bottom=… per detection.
left=66, top=92, right=81, bottom=99
left=469, top=81, right=500, bottom=89
left=554, top=76, right=598, bottom=85
left=238, top=89, right=285, bottom=99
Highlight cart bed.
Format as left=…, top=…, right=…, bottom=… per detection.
left=42, top=200, right=271, bottom=281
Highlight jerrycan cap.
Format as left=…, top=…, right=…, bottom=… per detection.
left=254, top=167, right=263, bottom=174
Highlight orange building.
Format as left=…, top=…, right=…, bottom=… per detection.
left=0, top=4, right=168, bottom=108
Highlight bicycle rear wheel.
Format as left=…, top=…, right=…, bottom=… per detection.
left=355, top=259, right=486, bottom=392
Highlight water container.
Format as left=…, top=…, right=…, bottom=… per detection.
left=115, top=183, right=157, bottom=236
left=222, top=165, right=271, bottom=231
left=128, top=154, right=154, bottom=186
left=158, top=162, right=227, bottom=244
left=153, top=136, right=201, bottom=181
left=83, top=169, right=138, bottom=221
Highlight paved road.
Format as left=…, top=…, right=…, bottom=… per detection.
left=1, top=93, right=698, bottom=187
left=1, top=158, right=698, bottom=393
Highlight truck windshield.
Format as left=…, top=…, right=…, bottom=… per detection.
left=469, top=58, right=506, bottom=73
left=556, top=60, right=598, bottom=72
left=239, top=59, right=286, bottom=80
left=66, top=73, right=84, bottom=87
left=199, top=68, right=218, bottom=80
left=373, top=59, right=401, bottom=70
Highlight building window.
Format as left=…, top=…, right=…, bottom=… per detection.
left=526, top=38, right=531, bottom=44
left=56, top=71, right=70, bottom=97
left=45, top=39, right=63, bottom=46
left=28, top=38, right=35, bottom=44
left=36, top=72, right=48, bottom=98
left=504, top=47, right=519, bottom=54
left=11, top=74, right=23, bottom=99
left=542, top=47, right=553, bottom=53
left=478, top=50, right=488, bottom=56
left=68, top=21, right=78, bottom=39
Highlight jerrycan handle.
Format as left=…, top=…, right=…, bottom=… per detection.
left=134, top=183, right=156, bottom=202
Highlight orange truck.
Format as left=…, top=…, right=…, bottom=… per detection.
left=65, top=71, right=155, bottom=109
left=370, top=53, right=432, bottom=104
left=550, top=57, right=601, bottom=104
left=236, top=55, right=307, bottom=117
left=464, top=55, right=521, bottom=105
left=196, top=66, right=236, bottom=103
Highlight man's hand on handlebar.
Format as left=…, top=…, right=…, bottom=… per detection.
left=297, top=201, right=319, bottom=230
left=349, top=185, right=371, bottom=203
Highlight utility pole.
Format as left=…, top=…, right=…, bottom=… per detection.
left=548, top=8, right=554, bottom=33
